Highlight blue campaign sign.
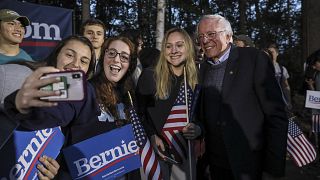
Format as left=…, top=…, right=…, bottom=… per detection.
left=0, top=127, right=65, bottom=179
left=0, top=0, right=73, bottom=60
left=63, top=124, right=141, bottom=180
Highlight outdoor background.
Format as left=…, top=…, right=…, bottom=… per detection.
left=20, top=0, right=304, bottom=91
left=15, top=0, right=320, bottom=179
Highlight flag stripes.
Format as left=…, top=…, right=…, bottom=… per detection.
left=140, top=140, right=162, bottom=180
left=312, top=114, right=320, bottom=133
left=162, top=130, right=187, bottom=159
left=129, top=108, right=162, bottom=180
left=287, top=119, right=317, bottom=167
left=161, top=82, right=192, bottom=161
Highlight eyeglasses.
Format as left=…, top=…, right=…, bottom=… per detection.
left=197, top=30, right=226, bottom=42
left=105, top=48, right=130, bottom=63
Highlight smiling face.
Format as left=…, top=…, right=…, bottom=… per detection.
left=56, top=40, right=92, bottom=73
left=165, top=31, right=186, bottom=75
left=0, top=20, right=25, bottom=45
left=198, top=18, right=231, bottom=59
left=103, top=40, right=130, bottom=83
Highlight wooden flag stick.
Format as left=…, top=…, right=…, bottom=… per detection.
left=127, top=91, right=133, bottom=106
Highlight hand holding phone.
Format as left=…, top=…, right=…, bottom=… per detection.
left=15, top=67, right=60, bottom=114
left=40, top=70, right=86, bottom=101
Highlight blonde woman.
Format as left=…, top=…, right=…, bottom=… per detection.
left=136, top=27, right=201, bottom=180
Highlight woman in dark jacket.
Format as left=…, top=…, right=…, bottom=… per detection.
left=136, top=28, right=201, bottom=180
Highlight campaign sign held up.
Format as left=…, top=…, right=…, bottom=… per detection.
left=0, top=127, right=64, bottom=179
left=306, top=90, right=320, bottom=109
left=63, top=124, right=141, bottom=180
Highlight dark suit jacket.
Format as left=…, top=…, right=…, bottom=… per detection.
left=199, top=45, right=288, bottom=179
left=135, top=68, right=183, bottom=137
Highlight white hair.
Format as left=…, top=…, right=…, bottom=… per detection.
left=197, top=14, right=233, bottom=36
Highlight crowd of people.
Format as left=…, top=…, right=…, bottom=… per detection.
left=0, top=7, right=317, bottom=180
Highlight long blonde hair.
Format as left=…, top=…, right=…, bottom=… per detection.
left=155, top=28, right=198, bottom=99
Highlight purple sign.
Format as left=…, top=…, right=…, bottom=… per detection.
left=63, top=124, right=141, bottom=180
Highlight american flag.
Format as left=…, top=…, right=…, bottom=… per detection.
left=312, top=114, right=320, bottom=133
left=161, top=82, right=193, bottom=160
left=287, top=119, right=317, bottom=167
left=129, top=107, right=162, bottom=180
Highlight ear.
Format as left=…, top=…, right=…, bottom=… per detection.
left=226, top=34, right=232, bottom=43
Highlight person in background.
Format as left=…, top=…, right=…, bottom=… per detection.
left=194, top=40, right=204, bottom=69
left=120, top=29, right=144, bottom=86
left=233, top=34, right=255, bottom=47
left=138, top=47, right=160, bottom=69
left=197, top=14, right=288, bottom=180
left=305, top=49, right=320, bottom=154
left=136, top=27, right=201, bottom=180
left=0, top=9, right=32, bottom=64
left=268, top=43, right=292, bottom=111
left=80, top=18, right=106, bottom=72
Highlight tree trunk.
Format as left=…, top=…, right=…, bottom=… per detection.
left=303, top=0, right=320, bottom=59
left=156, top=0, right=165, bottom=50
left=253, top=0, right=262, bottom=46
left=238, top=0, right=246, bottom=34
left=82, top=0, right=90, bottom=23
left=167, top=0, right=172, bottom=29
left=286, top=0, right=292, bottom=46
left=137, top=0, right=143, bottom=31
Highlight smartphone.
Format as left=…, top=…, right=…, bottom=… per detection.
left=162, top=154, right=180, bottom=164
left=40, top=70, right=86, bottom=101
left=158, top=147, right=181, bottom=164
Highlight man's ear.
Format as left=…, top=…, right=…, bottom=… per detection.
left=226, top=34, right=233, bottom=44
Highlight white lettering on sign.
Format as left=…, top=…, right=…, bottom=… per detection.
left=24, top=23, right=62, bottom=40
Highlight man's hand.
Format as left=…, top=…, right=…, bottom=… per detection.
left=182, top=123, right=201, bottom=140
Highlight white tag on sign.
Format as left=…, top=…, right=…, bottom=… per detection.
left=305, top=90, right=320, bottom=109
